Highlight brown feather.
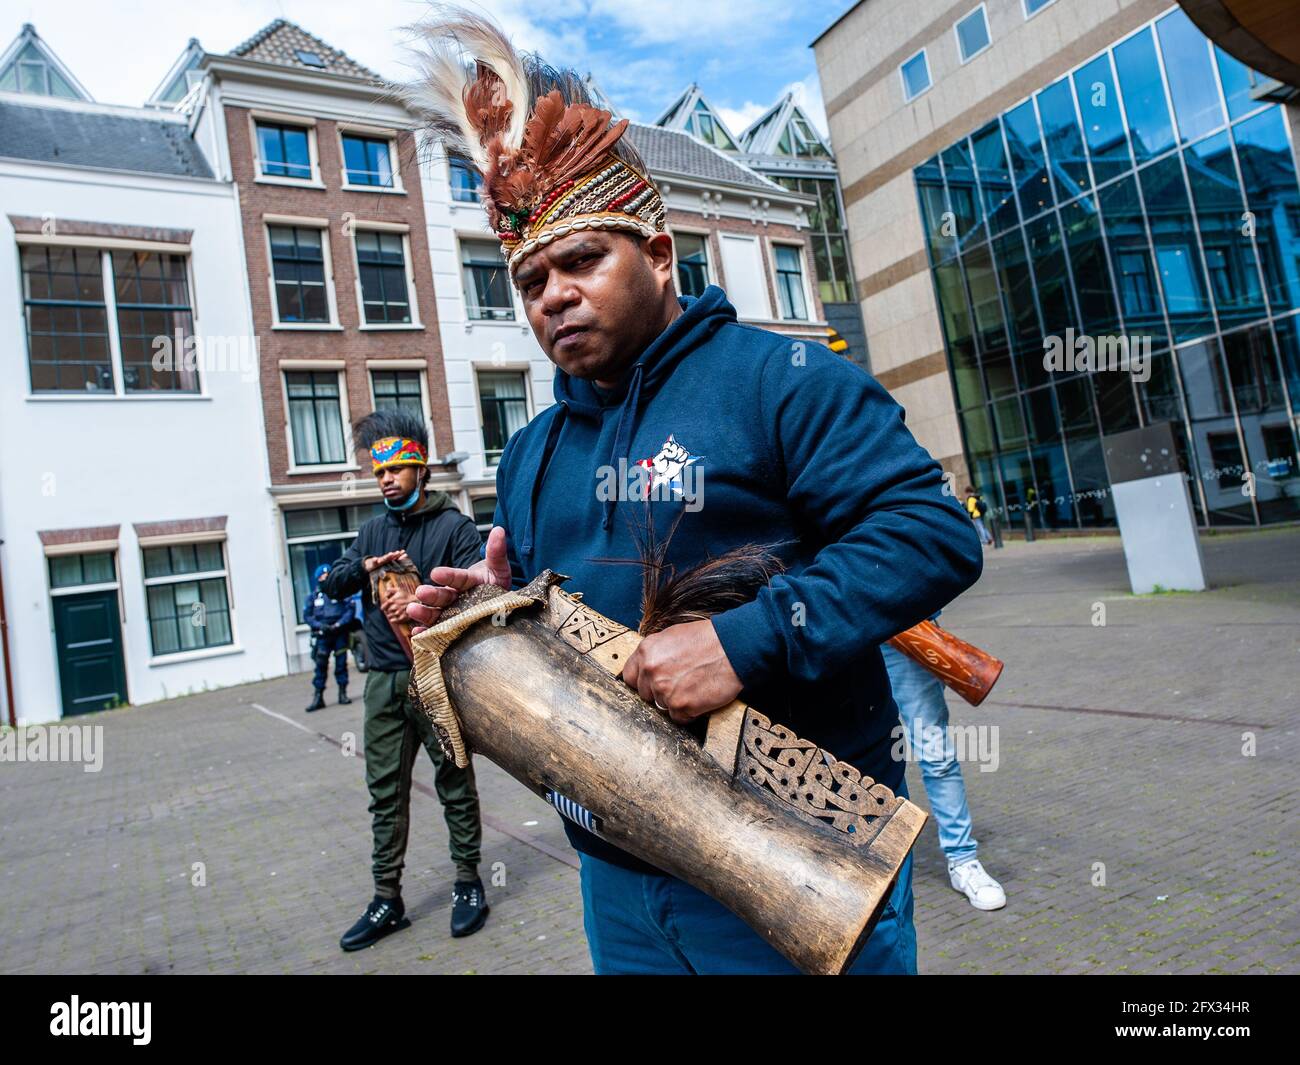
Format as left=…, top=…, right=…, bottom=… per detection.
left=462, top=62, right=513, bottom=147
left=622, top=504, right=788, bottom=636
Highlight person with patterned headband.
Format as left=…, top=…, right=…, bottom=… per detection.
left=321, top=408, right=490, bottom=950
left=399, top=9, right=983, bottom=975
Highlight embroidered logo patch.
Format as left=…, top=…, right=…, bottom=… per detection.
left=634, top=434, right=700, bottom=500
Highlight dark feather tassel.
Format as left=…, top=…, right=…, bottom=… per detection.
left=629, top=504, right=788, bottom=636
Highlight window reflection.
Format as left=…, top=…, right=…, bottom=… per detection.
left=1139, top=156, right=1215, bottom=340
left=1113, top=29, right=1174, bottom=162
left=1073, top=55, right=1131, bottom=186
left=1184, top=131, right=1265, bottom=329
left=1004, top=100, right=1054, bottom=220
left=1037, top=79, right=1090, bottom=203
left=1233, top=109, right=1300, bottom=313
left=912, top=14, right=1300, bottom=529
left=1155, top=9, right=1226, bottom=146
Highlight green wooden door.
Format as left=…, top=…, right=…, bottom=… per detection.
left=52, top=591, right=127, bottom=715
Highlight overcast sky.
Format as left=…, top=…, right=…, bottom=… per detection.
left=8, top=0, right=853, bottom=140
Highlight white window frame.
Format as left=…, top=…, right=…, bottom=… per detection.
left=447, top=154, right=483, bottom=205
left=264, top=215, right=342, bottom=331
left=348, top=221, right=422, bottom=330
left=139, top=534, right=239, bottom=664
left=337, top=123, right=405, bottom=194
left=250, top=111, right=324, bottom=188
left=284, top=506, right=376, bottom=633
left=279, top=361, right=357, bottom=474
left=955, top=4, right=992, bottom=65
left=718, top=232, right=773, bottom=321
left=366, top=360, right=435, bottom=453
left=669, top=226, right=715, bottom=297
left=1021, top=0, right=1059, bottom=20
left=459, top=235, right=520, bottom=323
left=473, top=365, right=533, bottom=470
left=767, top=239, right=815, bottom=323
left=46, top=546, right=122, bottom=598
left=16, top=234, right=204, bottom=400
left=900, top=48, right=932, bottom=103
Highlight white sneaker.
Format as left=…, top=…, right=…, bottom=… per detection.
left=948, top=858, right=1006, bottom=910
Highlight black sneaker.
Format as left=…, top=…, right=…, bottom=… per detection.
left=339, top=896, right=410, bottom=952
left=450, top=878, right=490, bottom=938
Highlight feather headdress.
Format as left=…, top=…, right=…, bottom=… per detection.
left=401, top=4, right=666, bottom=277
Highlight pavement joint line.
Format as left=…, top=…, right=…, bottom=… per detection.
left=983, top=701, right=1273, bottom=729
left=248, top=700, right=580, bottom=870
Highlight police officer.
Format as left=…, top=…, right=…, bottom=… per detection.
left=304, top=563, right=355, bottom=712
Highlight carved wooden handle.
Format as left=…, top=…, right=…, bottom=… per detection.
left=372, top=564, right=422, bottom=663
left=887, top=619, right=1003, bottom=706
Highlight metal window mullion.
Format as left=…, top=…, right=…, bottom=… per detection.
left=1221, top=106, right=1298, bottom=441
left=100, top=250, right=125, bottom=394
left=1064, top=61, right=1143, bottom=435
left=1114, top=43, right=1211, bottom=526
left=994, top=116, right=1053, bottom=377
left=1150, top=20, right=1259, bottom=524
left=143, top=568, right=228, bottom=588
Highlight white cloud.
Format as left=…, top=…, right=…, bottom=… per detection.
left=714, top=72, right=830, bottom=148
left=715, top=102, right=769, bottom=140
left=585, top=0, right=799, bottom=48
left=787, top=71, right=829, bottom=141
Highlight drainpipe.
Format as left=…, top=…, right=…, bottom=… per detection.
left=0, top=541, right=16, bottom=727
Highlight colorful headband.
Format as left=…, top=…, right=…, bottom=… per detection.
left=498, top=153, right=665, bottom=278
left=370, top=436, right=428, bottom=472
left=404, top=12, right=667, bottom=279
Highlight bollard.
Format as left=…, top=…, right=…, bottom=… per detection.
left=990, top=513, right=1003, bottom=549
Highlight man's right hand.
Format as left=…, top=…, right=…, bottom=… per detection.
left=363, top=549, right=407, bottom=574
left=407, top=526, right=512, bottom=634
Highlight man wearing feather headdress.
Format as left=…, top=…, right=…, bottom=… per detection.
left=401, top=6, right=984, bottom=974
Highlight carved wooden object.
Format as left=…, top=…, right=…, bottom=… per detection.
left=409, top=570, right=927, bottom=975
left=887, top=619, right=1003, bottom=706
left=369, top=556, right=423, bottom=662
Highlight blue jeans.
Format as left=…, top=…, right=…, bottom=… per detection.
left=881, top=642, right=977, bottom=866
left=972, top=517, right=992, bottom=544
left=578, top=790, right=917, bottom=975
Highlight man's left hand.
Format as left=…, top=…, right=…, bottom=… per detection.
left=380, top=587, right=414, bottom=627
left=621, top=620, right=743, bottom=724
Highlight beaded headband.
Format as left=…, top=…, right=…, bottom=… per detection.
left=370, top=436, right=428, bottom=472
left=403, top=9, right=667, bottom=279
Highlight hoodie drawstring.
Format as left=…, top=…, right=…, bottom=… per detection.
left=520, top=402, right=569, bottom=562
left=602, top=362, right=644, bottom=531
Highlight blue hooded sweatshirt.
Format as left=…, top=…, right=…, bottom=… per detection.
left=492, top=285, right=983, bottom=872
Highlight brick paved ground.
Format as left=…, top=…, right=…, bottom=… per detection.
left=1, top=528, right=1296, bottom=974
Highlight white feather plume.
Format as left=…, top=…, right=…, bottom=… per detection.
left=400, top=5, right=529, bottom=172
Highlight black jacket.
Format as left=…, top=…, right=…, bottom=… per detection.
left=323, top=491, right=483, bottom=673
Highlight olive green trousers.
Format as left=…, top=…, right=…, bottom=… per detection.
left=362, top=668, right=482, bottom=896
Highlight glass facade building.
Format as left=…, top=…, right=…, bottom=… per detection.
left=915, top=8, right=1300, bottom=528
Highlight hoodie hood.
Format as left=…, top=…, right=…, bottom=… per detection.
left=387, top=487, right=456, bottom=526
left=524, top=285, right=735, bottom=549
